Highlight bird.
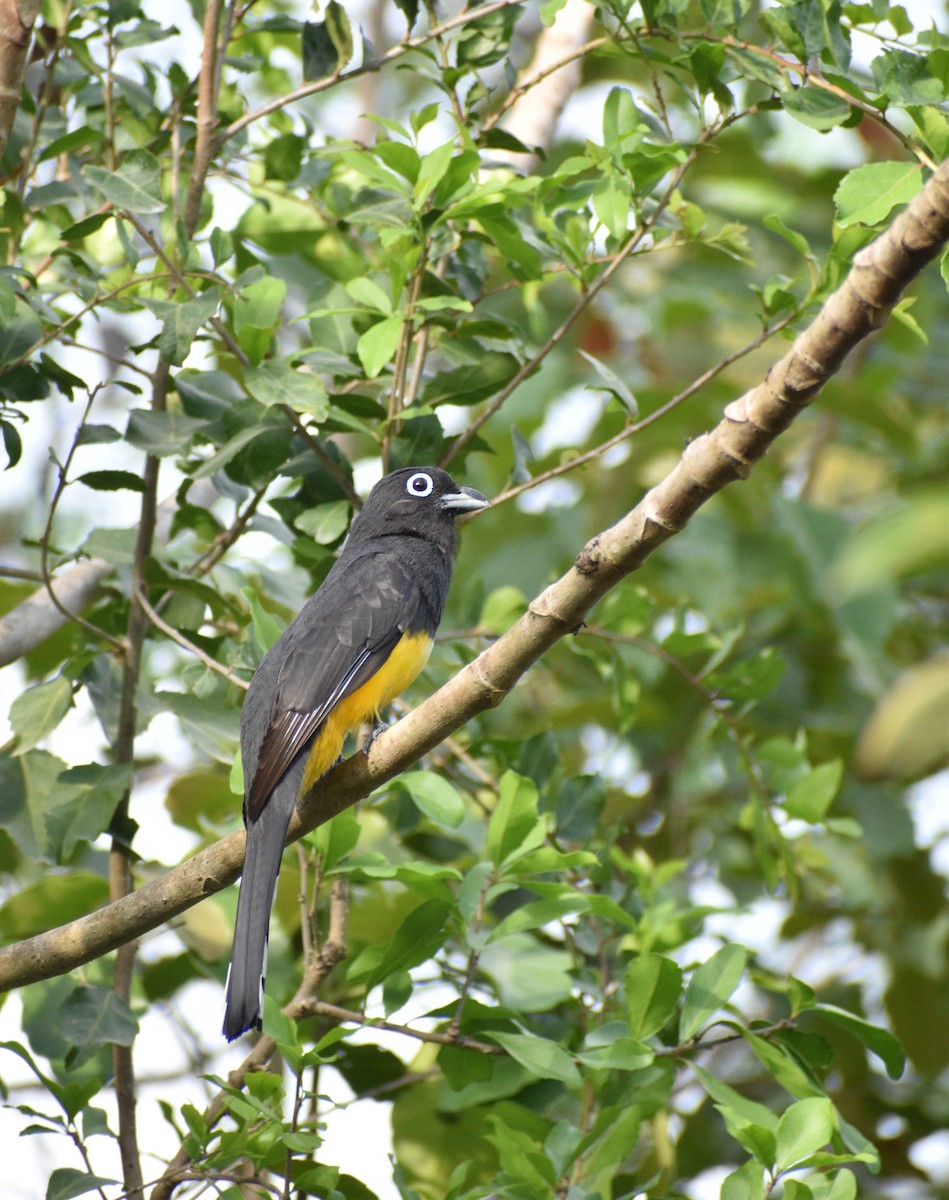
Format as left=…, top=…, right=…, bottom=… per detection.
left=223, top=465, right=489, bottom=1040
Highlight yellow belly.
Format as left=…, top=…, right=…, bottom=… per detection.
left=298, top=630, right=433, bottom=795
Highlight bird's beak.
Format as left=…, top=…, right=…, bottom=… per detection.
left=439, top=486, right=490, bottom=513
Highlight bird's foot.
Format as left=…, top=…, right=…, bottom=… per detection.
left=362, top=718, right=390, bottom=756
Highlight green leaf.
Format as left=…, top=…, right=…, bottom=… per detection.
left=414, top=140, right=455, bottom=206
left=625, top=953, right=683, bottom=1039
left=490, top=894, right=592, bottom=942
left=231, top=277, right=285, bottom=364
left=160, top=692, right=240, bottom=762
left=576, top=1023, right=654, bottom=1071
left=58, top=985, right=139, bottom=1048
left=1, top=418, right=22, bottom=467
left=302, top=2, right=352, bottom=79
left=784, top=760, right=842, bottom=822
left=0, top=872, right=109, bottom=938
left=393, top=0, right=419, bottom=29
left=732, top=1121, right=779, bottom=1166
left=832, top=488, right=949, bottom=597
left=872, top=48, right=947, bottom=106
left=392, top=771, right=466, bottom=828
left=47, top=1168, right=119, bottom=1200
left=295, top=499, right=351, bottom=544
left=834, top=162, right=922, bottom=228
left=347, top=899, right=451, bottom=988
left=775, top=1097, right=837, bottom=1172
left=489, top=1031, right=581, bottom=1087
left=9, top=677, right=73, bottom=754
left=824, top=1171, right=858, bottom=1200
left=722, top=1159, right=765, bottom=1200
left=0, top=276, right=16, bottom=328
left=357, top=315, right=403, bottom=378
left=479, top=585, right=527, bottom=635
left=763, top=213, right=815, bottom=261
left=603, top=86, right=639, bottom=154
left=324, top=0, right=353, bottom=68
left=46, top=763, right=131, bottom=860
left=579, top=348, right=638, bottom=413
left=375, top=138, right=420, bottom=183
left=782, top=86, right=852, bottom=131
left=309, top=805, right=361, bottom=870
left=592, top=171, right=631, bottom=240
left=486, top=770, right=544, bottom=868
left=241, top=586, right=284, bottom=653
left=680, top=944, right=747, bottom=1041
left=126, top=409, right=207, bottom=456
left=84, top=149, right=164, bottom=212
left=692, top=1062, right=779, bottom=1132
left=812, top=1004, right=906, bottom=1079
left=151, top=289, right=220, bottom=365
left=244, top=360, right=329, bottom=419
left=77, top=470, right=147, bottom=492
left=346, top=276, right=394, bottom=315
left=210, top=226, right=233, bottom=266
left=743, top=1030, right=823, bottom=1098
left=191, top=423, right=277, bottom=480
left=264, top=133, right=305, bottom=182
left=423, top=351, right=521, bottom=406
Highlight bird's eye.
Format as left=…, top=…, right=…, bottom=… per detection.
left=406, top=471, right=434, bottom=497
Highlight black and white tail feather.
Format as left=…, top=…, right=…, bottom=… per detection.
left=222, top=763, right=298, bottom=1040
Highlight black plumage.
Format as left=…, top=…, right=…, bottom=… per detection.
left=223, top=466, right=488, bottom=1040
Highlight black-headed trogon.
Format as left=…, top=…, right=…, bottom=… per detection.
left=223, top=466, right=489, bottom=1040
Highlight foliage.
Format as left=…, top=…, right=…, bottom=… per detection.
left=0, top=0, right=946, bottom=1198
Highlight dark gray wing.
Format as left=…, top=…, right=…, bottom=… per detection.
left=244, top=549, right=427, bottom=821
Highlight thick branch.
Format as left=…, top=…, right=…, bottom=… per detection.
left=0, top=0, right=39, bottom=157
left=1, top=159, right=948, bottom=995
left=0, top=558, right=112, bottom=667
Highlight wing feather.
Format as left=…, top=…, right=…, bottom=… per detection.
left=244, top=550, right=428, bottom=822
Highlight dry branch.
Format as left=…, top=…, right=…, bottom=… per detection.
left=1, top=158, right=948, bottom=996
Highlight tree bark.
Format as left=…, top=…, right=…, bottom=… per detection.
left=0, top=0, right=40, bottom=157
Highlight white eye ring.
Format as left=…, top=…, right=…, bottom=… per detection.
left=406, top=471, right=434, bottom=497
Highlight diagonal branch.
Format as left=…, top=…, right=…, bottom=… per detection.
left=1, top=157, right=948, bottom=995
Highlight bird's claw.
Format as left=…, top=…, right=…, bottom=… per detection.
left=363, top=719, right=389, bottom=756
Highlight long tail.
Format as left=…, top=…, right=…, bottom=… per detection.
left=223, top=775, right=296, bottom=1041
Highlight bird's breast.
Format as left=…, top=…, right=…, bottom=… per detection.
left=298, top=630, right=434, bottom=795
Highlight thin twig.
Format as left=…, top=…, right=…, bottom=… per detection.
left=280, top=406, right=363, bottom=508
left=134, top=586, right=249, bottom=691
left=187, top=484, right=268, bottom=576
left=439, top=133, right=713, bottom=467
left=296, top=999, right=505, bottom=1055
left=584, top=625, right=768, bottom=799
left=488, top=304, right=803, bottom=506
left=38, top=385, right=124, bottom=652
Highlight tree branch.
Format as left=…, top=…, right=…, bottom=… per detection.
left=221, top=0, right=525, bottom=143
left=0, top=0, right=40, bottom=158
left=0, top=558, right=113, bottom=667
left=1, top=157, right=948, bottom=995
left=439, top=134, right=709, bottom=467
